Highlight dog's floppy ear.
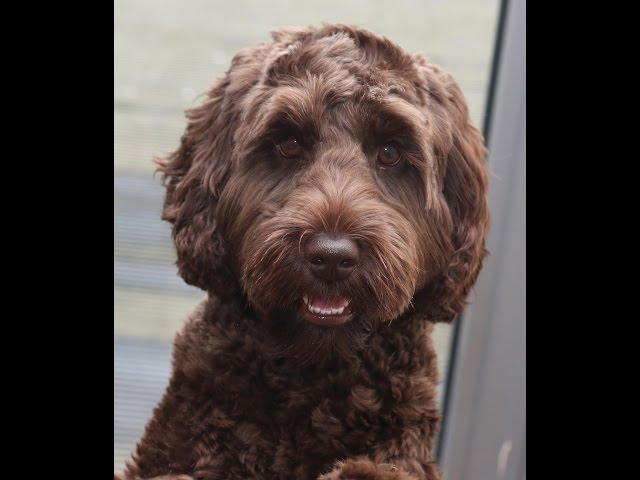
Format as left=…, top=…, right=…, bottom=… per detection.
left=156, top=48, right=266, bottom=294
left=413, top=59, right=490, bottom=322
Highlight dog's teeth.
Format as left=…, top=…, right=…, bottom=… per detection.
left=306, top=299, right=348, bottom=316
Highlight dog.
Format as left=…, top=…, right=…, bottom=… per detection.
left=116, top=23, right=489, bottom=480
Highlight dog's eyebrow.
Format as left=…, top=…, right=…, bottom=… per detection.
left=373, top=96, right=427, bottom=139
left=247, top=87, right=319, bottom=142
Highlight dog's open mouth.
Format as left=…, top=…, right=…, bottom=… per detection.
left=299, top=294, right=352, bottom=327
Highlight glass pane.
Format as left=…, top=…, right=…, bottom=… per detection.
left=114, top=0, right=500, bottom=473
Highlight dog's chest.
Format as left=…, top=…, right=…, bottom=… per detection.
left=180, top=312, right=437, bottom=477
left=205, top=353, right=431, bottom=478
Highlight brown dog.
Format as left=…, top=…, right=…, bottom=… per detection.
left=117, top=23, right=489, bottom=480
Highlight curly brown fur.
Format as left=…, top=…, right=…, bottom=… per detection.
left=118, top=23, right=489, bottom=480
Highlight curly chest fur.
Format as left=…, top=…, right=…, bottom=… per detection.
left=136, top=298, right=440, bottom=479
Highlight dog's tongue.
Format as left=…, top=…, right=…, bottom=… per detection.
left=308, top=296, right=349, bottom=309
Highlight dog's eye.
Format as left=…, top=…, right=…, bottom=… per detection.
left=377, top=145, right=402, bottom=167
left=277, top=138, right=302, bottom=158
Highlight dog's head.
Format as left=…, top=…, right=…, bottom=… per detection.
left=158, top=24, right=489, bottom=361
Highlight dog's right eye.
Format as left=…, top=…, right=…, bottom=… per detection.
left=276, top=138, right=303, bottom=159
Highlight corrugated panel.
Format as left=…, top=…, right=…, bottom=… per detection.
left=114, top=337, right=172, bottom=474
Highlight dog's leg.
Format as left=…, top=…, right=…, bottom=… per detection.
left=318, top=457, right=440, bottom=480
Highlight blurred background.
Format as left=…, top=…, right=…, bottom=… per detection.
left=114, top=0, right=502, bottom=473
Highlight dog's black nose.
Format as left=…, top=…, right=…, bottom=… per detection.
left=304, top=234, right=360, bottom=282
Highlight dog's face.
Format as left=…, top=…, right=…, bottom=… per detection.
left=159, top=25, right=489, bottom=362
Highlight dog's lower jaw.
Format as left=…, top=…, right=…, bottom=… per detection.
left=257, top=304, right=372, bottom=366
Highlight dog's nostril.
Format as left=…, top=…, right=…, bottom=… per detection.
left=304, top=234, right=360, bottom=282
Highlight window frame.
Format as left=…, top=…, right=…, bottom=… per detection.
left=438, top=0, right=526, bottom=478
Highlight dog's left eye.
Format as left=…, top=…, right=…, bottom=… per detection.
left=276, top=138, right=303, bottom=158
left=377, top=145, right=402, bottom=167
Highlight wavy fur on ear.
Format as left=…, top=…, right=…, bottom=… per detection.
left=412, top=58, right=490, bottom=322
left=156, top=45, right=271, bottom=294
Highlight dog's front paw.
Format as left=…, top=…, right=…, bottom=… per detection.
left=318, top=459, right=418, bottom=480
left=148, top=476, right=194, bottom=480
left=115, top=474, right=194, bottom=480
